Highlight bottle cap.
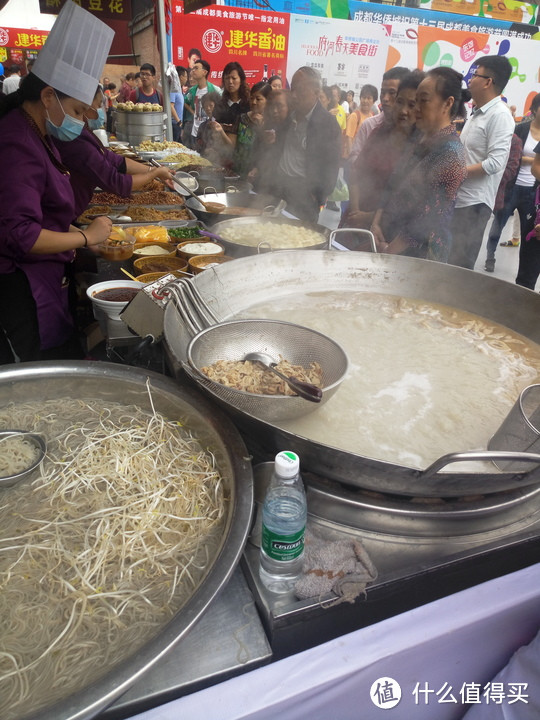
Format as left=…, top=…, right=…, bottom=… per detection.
left=274, top=451, right=299, bottom=478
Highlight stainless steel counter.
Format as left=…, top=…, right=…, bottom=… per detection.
left=101, top=569, right=271, bottom=720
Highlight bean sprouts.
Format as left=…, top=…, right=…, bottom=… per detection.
left=0, top=395, right=228, bottom=719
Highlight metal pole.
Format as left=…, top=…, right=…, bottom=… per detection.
left=156, top=0, right=173, bottom=141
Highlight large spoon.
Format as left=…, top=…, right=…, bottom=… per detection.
left=171, top=177, right=226, bottom=215
left=243, top=352, right=323, bottom=403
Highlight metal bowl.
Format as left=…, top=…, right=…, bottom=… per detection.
left=0, top=430, right=46, bottom=488
left=186, top=319, right=349, bottom=422
left=0, top=361, right=252, bottom=720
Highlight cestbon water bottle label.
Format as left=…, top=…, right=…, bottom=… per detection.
left=261, top=526, right=305, bottom=561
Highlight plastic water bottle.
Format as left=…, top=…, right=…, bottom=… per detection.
left=259, top=451, right=307, bottom=593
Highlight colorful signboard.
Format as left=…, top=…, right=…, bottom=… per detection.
left=171, top=2, right=290, bottom=83
left=286, top=14, right=390, bottom=92
left=38, top=0, right=130, bottom=21
left=349, top=1, right=538, bottom=38
left=420, top=0, right=538, bottom=26
left=417, top=26, right=540, bottom=115
left=0, top=26, right=49, bottom=50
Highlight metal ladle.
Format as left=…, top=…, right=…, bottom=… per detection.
left=243, top=352, right=323, bottom=403
left=172, top=177, right=226, bottom=214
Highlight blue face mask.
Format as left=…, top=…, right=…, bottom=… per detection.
left=87, top=107, right=106, bottom=130
left=45, top=91, right=85, bottom=142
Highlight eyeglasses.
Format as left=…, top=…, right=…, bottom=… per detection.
left=471, top=72, right=492, bottom=81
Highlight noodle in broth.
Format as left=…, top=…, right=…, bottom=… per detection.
left=0, top=394, right=228, bottom=719
left=242, top=292, right=540, bottom=468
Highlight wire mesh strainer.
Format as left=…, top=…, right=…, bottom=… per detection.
left=187, top=319, right=349, bottom=422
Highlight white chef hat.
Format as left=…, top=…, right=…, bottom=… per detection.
left=32, top=0, right=114, bottom=106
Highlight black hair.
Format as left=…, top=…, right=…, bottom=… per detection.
left=176, top=66, right=188, bottom=78
left=360, top=83, right=378, bottom=102
left=195, top=59, right=210, bottom=76
left=134, top=72, right=141, bottom=79
left=140, top=63, right=156, bottom=76
left=125, top=72, right=135, bottom=81
left=221, top=61, right=250, bottom=105
left=426, top=67, right=471, bottom=120
left=321, top=86, right=332, bottom=103
left=397, top=69, right=426, bottom=95
left=530, top=92, right=540, bottom=115
left=188, top=48, right=202, bottom=58
left=9, top=65, right=21, bottom=74
left=0, top=72, right=67, bottom=118
left=382, top=66, right=410, bottom=83
left=107, top=83, right=116, bottom=90
left=475, top=55, right=512, bottom=94
left=251, top=81, right=272, bottom=99
left=268, top=75, right=282, bottom=85
left=347, top=90, right=354, bottom=98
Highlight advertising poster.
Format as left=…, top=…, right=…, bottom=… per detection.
left=287, top=14, right=390, bottom=94
left=215, top=0, right=350, bottom=20
left=417, top=26, right=540, bottom=116
left=419, top=0, right=538, bottom=26
left=171, top=2, right=290, bottom=84
left=349, top=1, right=539, bottom=71
left=0, top=26, right=49, bottom=51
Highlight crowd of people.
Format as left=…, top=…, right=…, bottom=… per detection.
left=121, top=52, right=539, bottom=282
left=0, top=0, right=539, bottom=365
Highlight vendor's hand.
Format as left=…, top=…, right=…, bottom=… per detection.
left=263, top=129, right=276, bottom=144
left=85, top=215, right=113, bottom=247
left=371, top=223, right=386, bottom=250
left=345, top=210, right=372, bottom=229
left=153, top=166, right=174, bottom=189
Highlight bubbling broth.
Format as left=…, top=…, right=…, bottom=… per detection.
left=241, top=292, right=540, bottom=469
left=0, top=397, right=228, bottom=720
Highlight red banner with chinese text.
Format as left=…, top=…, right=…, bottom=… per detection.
left=0, top=27, right=50, bottom=51
left=171, top=2, right=290, bottom=84
left=39, top=0, right=131, bottom=21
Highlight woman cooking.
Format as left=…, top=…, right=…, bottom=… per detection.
left=371, top=67, right=468, bottom=262
left=0, top=1, right=114, bottom=364
left=53, top=85, right=174, bottom=218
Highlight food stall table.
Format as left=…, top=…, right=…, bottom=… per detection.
left=113, top=562, right=540, bottom=720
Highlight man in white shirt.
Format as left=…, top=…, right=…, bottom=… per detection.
left=448, top=56, right=514, bottom=269
left=2, top=65, right=22, bottom=94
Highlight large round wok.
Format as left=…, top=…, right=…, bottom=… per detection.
left=185, top=190, right=284, bottom=225
left=163, top=250, right=540, bottom=498
left=0, top=362, right=252, bottom=720
left=209, top=215, right=330, bottom=258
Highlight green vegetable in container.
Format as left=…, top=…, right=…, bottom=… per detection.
left=167, top=227, right=203, bottom=240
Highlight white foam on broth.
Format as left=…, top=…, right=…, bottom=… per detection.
left=241, top=292, right=540, bottom=469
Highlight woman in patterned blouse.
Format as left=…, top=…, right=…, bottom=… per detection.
left=371, top=67, right=468, bottom=262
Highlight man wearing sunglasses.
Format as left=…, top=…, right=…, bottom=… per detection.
left=448, top=56, right=514, bottom=269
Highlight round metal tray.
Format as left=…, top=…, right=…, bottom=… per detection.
left=0, top=362, right=252, bottom=720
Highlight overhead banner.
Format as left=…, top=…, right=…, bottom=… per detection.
left=419, top=0, right=538, bottom=25
left=348, top=0, right=540, bottom=72
left=0, top=26, right=49, bottom=50
left=171, top=2, right=290, bottom=84
left=287, top=14, right=390, bottom=93
left=38, top=0, right=131, bottom=21
left=417, top=26, right=540, bottom=116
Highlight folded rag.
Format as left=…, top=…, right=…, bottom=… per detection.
left=295, top=526, right=377, bottom=606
